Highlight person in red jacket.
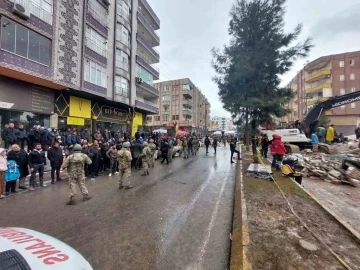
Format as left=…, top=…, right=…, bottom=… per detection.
left=270, top=134, right=286, bottom=170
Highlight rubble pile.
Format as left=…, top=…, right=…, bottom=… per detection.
left=298, top=151, right=360, bottom=188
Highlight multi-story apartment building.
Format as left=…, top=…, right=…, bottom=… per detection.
left=209, top=116, right=235, bottom=131
left=146, top=78, right=211, bottom=135
left=283, top=51, right=360, bottom=134
left=0, top=0, right=159, bottom=136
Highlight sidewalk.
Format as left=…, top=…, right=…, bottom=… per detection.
left=230, top=149, right=360, bottom=270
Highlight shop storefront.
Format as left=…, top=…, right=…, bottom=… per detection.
left=91, top=102, right=129, bottom=132
left=54, top=94, right=92, bottom=132
left=0, top=76, right=54, bottom=131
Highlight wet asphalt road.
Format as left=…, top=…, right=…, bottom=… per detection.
left=0, top=146, right=237, bottom=270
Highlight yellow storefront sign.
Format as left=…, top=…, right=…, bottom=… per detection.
left=132, top=112, right=143, bottom=137
left=69, top=96, right=91, bottom=118
left=67, top=117, right=85, bottom=126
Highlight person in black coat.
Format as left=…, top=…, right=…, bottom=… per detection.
left=16, top=124, right=27, bottom=150
left=4, top=123, right=17, bottom=149
left=90, top=143, right=101, bottom=179
left=27, top=126, right=40, bottom=153
left=160, top=141, right=169, bottom=164
left=47, top=142, right=64, bottom=184
left=213, top=137, right=218, bottom=154
left=39, top=127, right=48, bottom=151
left=7, top=144, right=29, bottom=189
left=205, top=136, right=210, bottom=153
left=81, top=128, right=90, bottom=142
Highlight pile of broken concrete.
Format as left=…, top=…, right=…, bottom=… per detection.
left=297, top=151, right=360, bottom=187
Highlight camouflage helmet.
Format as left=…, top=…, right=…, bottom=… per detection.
left=73, top=144, right=82, bottom=151
left=149, top=139, right=154, bottom=143
left=122, top=142, right=130, bottom=148
left=143, top=142, right=149, bottom=146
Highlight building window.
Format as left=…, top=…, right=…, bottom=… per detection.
left=116, top=49, right=130, bottom=72
left=340, top=89, right=345, bottom=95
left=8, top=0, right=53, bottom=24
left=146, top=116, right=152, bottom=122
left=116, top=0, right=131, bottom=22
left=136, top=64, right=154, bottom=85
left=350, top=59, right=355, bottom=66
left=162, top=95, right=170, bottom=102
left=88, top=0, right=107, bottom=27
left=172, top=115, right=179, bottom=121
left=351, top=88, right=356, bottom=92
left=85, top=26, right=107, bottom=57
left=84, top=59, right=107, bottom=88
left=341, top=105, right=345, bottom=109
left=116, top=24, right=130, bottom=47
left=155, top=116, right=160, bottom=121
left=350, top=73, right=355, bottom=80
left=351, top=103, right=356, bottom=109
left=340, top=75, right=345, bottom=81
left=339, top=61, right=344, bottom=67
left=115, top=75, right=129, bottom=97
left=0, top=17, right=51, bottom=66
left=162, top=115, right=169, bottom=121
left=163, top=85, right=170, bottom=93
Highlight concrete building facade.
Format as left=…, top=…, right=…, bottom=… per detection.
left=0, top=0, right=160, bottom=135
left=146, top=78, right=211, bottom=135
left=209, top=116, right=235, bottom=131
left=283, top=51, right=360, bottom=135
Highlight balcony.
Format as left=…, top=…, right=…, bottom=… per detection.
left=135, top=99, right=159, bottom=114
left=306, top=83, right=332, bottom=94
left=183, top=89, right=193, bottom=99
left=136, top=55, right=159, bottom=80
left=136, top=80, right=160, bottom=98
left=305, top=69, right=331, bottom=83
left=137, top=34, right=160, bottom=62
left=183, top=99, right=193, bottom=109
left=307, top=97, right=328, bottom=106
left=139, top=0, right=160, bottom=30
left=88, top=2, right=108, bottom=27
left=14, top=0, right=53, bottom=25
left=183, top=108, right=193, bottom=116
left=137, top=12, right=160, bottom=46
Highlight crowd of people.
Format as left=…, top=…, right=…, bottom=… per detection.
left=0, top=122, right=241, bottom=202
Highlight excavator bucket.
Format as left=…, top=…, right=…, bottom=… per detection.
left=318, top=143, right=339, bottom=154
left=284, top=144, right=301, bottom=154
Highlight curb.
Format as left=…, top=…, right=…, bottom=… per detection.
left=230, top=147, right=252, bottom=270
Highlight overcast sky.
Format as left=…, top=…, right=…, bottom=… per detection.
left=149, top=0, right=360, bottom=118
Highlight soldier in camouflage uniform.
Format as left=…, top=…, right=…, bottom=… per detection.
left=168, top=138, right=174, bottom=162
left=141, top=142, right=152, bottom=176
left=118, top=142, right=133, bottom=190
left=148, top=139, right=157, bottom=168
left=182, top=137, right=189, bottom=159
left=192, top=137, right=199, bottom=155
left=62, top=144, right=93, bottom=205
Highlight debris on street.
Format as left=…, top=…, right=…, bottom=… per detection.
left=246, top=163, right=273, bottom=180
left=288, top=146, right=360, bottom=187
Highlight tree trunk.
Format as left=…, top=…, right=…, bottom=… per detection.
left=245, top=108, right=250, bottom=152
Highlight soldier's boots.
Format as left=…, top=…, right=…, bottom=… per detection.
left=66, top=197, right=77, bottom=205
left=83, top=194, right=92, bottom=202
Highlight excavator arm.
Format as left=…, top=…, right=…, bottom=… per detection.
left=303, top=91, right=360, bottom=136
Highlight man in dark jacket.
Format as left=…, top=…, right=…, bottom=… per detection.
left=230, top=140, right=241, bottom=164
left=39, top=127, right=48, bottom=151
left=132, top=139, right=143, bottom=170
left=90, top=143, right=101, bottom=180
left=213, top=137, right=218, bottom=154
left=27, top=126, right=40, bottom=153
left=47, top=142, right=64, bottom=184
left=205, top=136, right=210, bottom=153
left=160, top=141, right=169, bottom=164
left=81, top=128, right=90, bottom=142
left=261, top=134, right=270, bottom=158
left=7, top=144, right=28, bottom=189
left=28, top=143, right=47, bottom=190
left=1, top=124, right=8, bottom=148
left=16, top=124, right=27, bottom=150
left=4, top=123, right=17, bottom=149
left=104, top=129, right=112, bottom=142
